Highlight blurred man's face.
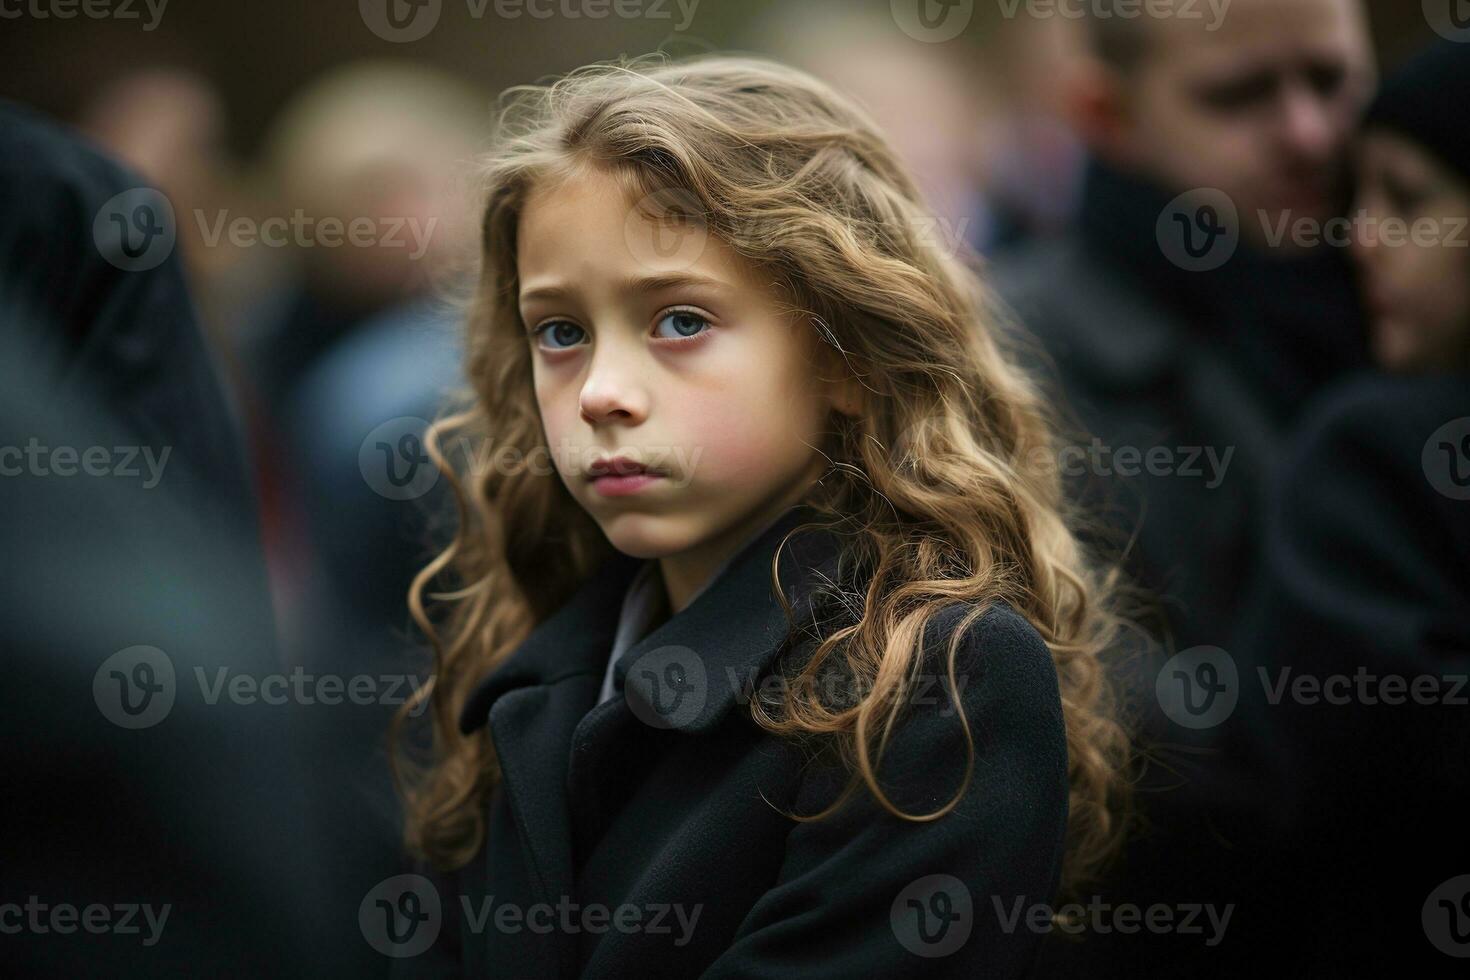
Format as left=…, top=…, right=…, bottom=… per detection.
left=1101, top=0, right=1374, bottom=250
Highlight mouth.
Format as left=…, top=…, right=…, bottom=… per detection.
left=586, top=455, right=668, bottom=497
left=586, top=455, right=663, bottom=480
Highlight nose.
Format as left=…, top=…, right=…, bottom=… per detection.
left=578, top=343, right=649, bottom=427
left=1278, top=82, right=1338, bottom=166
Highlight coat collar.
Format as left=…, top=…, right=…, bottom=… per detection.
left=452, top=503, right=846, bottom=978
left=458, top=502, right=846, bottom=736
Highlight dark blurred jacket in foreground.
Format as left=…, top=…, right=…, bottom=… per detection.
left=0, top=101, right=348, bottom=977
left=1235, top=374, right=1469, bottom=974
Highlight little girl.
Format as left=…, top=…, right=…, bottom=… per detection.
left=392, top=53, right=1131, bottom=978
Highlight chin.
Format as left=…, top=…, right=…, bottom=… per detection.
left=593, top=508, right=693, bottom=559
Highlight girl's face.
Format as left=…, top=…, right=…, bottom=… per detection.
left=1351, top=127, right=1470, bottom=373
left=516, top=166, right=852, bottom=602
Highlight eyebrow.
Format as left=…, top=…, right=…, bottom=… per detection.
left=518, top=272, right=734, bottom=305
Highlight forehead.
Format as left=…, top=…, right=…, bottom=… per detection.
left=1136, top=0, right=1367, bottom=73
left=516, top=165, right=760, bottom=293
left=518, top=165, right=633, bottom=266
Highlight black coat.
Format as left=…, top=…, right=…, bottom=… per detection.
left=988, top=160, right=1370, bottom=976
left=991, top=161, right=1369, bottom=652
left=0, top=101, right=337, bottom=974
left=391, top=504, right=1069, bottom=978
left=1232, top=374, right=1470, bottom=974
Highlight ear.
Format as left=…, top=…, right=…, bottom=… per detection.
left=827, top=373, right=863, bottom=419
left=801, top=315, right=864, bottom=419
left=1066, top=55, right=1137, bottom=167
left=818, top=347, right=864, bottom=419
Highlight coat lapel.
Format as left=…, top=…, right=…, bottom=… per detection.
left=456, top=504, right=846, bottom=975
left=456, top=545, right=638, bottom=978
left=565, top=506, right=845, bottom=866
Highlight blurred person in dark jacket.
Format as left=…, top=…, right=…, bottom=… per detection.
left=233, top=62, right=483, bottom=664
left=0, top=100, right=348, bottom=976
left=222, top=68, right=487, bottom=950
left=993, top=0, right=1377, bottom=651
left=988, top=2, right=1379, bottom=974
left=1234, top=37, right=1470, bottom=974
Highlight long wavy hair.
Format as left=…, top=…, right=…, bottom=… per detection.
left=391, top=52, right=1135, bottom=898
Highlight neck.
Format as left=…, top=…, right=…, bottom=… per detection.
left=658, top=474, right=820, bottom=614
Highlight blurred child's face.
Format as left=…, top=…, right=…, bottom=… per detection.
left=1352, top=129, right=1470, bottom=373
left=516, top=166, right=849, bottom=600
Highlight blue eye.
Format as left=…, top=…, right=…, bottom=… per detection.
left=654, top=310, right=710, bottom=341
left=534, top=321, right=587, bottom=349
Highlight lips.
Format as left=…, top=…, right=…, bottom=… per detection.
left=587, top=455, right=660, bottom=480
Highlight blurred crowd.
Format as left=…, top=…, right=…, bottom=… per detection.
left=2, top=0, right=1466, bottom=975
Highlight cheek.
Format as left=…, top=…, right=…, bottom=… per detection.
left=1397, top=244, right=1467, bottom=312
left=1148, top=103, right=1245, bottom=186
left=531, top=371, right=582, bottom=467
left=675, top=360, right=822, bottom=486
